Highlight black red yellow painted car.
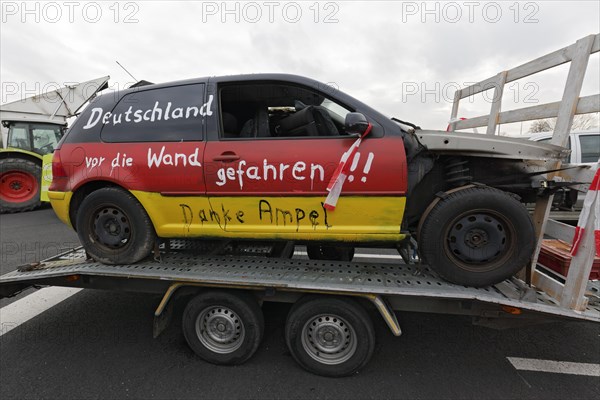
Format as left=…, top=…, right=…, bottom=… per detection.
left=49, top=74, right=535, bottom=287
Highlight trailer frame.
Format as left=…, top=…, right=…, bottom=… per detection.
left=1, top=241, right=598, bottom=335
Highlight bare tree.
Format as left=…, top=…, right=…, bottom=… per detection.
left=529, top=113, right=600, bottom=133
left=529, top=119, right=553, bottom=133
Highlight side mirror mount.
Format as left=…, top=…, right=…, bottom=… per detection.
left=345, top=112, right=369, bottom=136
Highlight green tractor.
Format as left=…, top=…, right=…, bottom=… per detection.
left=0, top=77, right=109, bottom=213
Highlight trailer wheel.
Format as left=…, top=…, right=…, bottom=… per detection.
left=419, top=187, right=534, bottom=287
left=0, top=158, right=41, bottom=213
left=75, top=187, right=156, bottom=264
left=183, top=290, right=264, bottom=365
left=306, top=245, right=355, bottom=262
left=285, top=296, right=375, bottom=377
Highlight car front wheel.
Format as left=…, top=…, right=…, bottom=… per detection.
left=419, top=186, right=534, bottom=287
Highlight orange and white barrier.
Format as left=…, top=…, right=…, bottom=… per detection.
left=571, top=160, right=600, bottom=256
left=324, top=124, right=372, bottom=210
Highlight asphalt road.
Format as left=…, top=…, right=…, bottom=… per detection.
left=1, top=209, right=599, bottom=400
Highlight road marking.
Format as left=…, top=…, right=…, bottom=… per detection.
left=0, top=287, right=82, bottom=337
left=507, top=357, right=600, bottom=377
left=294, top=251, right=403, bottom=260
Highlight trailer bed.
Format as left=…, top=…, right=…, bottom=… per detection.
left=1, top=242, right=598, bottom=325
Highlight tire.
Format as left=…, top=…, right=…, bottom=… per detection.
left=0, top=158, right=42, bottom=213
left=306, top=245, right=355, bottom=262
left=182, top=290, right=264, bottom=365
left=75, top=187, right=156, bottom=264
left=285, top=296, right=375, bottom=377
left=419, top=187, right=534, bottom=287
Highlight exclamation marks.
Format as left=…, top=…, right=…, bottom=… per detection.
left=347, top=152, right=361, bottom=182
left=347, top=152, right=374, bottom=183
left=361, top=152, right=374, bottom=183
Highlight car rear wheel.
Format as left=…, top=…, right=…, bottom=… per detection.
left=75, top=187, right=156, bottom=264
left=0, top=158, right=41, bottom=213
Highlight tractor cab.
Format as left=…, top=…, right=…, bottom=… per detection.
left=3, top=121, right=66, bottom=155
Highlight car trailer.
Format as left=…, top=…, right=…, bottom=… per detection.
left=1, top=235, right=599, bottom=377
left=2, top=34, right=600, bottom=377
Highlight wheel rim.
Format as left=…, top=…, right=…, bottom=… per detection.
left=301, top=314, right=357, bottom=365
left=195, top=306, right=245, bottom=354
left=445, top=210, right=514, bottom=272
left=91, top=206, right=132, bottom=248
left=0, top=171, right=39, bottom=203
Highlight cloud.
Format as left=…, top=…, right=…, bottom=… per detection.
left=1, top=0, right=599, bottom=132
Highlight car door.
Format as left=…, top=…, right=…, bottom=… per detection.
left=203, top=80, right=407, bottom=241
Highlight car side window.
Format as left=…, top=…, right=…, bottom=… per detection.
left=219, top=83, right=353, bottom=139
left=99, top=84, right=207, bottom=142
left=579, top=134, right=600, bottom=163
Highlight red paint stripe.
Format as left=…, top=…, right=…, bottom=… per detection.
left=210, top=190, right=407, bottom=197
left=590, top=169, right=600, bottom=191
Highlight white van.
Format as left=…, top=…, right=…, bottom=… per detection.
left=529, top=130, right=599, bottom=209
left=529, top=129, right=600, bottom=164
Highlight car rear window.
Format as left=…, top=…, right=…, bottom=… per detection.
left=98, top=84, right=207, bottom=142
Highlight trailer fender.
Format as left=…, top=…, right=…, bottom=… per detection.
left=361, top=294, right=402, bottom=336
left=154, top=283, right=185, bottom=338
left=154, top=283, right=402, bottom=338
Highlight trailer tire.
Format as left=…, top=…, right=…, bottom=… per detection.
left=285, top=296, right=375, bottom=377
left=183, top=290, right=264, bottom=365
left=75, top=187, right=156, bottom=264
left=0, top=158, right=41, bottom=213
left=306, top=245, right=355, bottom=262
left=419, top=186, right=534, bottom=287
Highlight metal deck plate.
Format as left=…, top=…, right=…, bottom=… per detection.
left=1, top=246, right=599, bottom=323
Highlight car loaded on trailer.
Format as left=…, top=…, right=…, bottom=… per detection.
left=48, top=71, right=575, bottom=288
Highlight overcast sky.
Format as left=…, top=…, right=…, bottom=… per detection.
left=1, top=0, right=599, bottom=133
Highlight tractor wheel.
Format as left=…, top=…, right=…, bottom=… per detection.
left=0, top=158, right=42, bottom=213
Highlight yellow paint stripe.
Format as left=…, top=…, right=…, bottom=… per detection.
left=133, top=191, right=406, bottom=242
left=51, top=189, right=407, bottom=243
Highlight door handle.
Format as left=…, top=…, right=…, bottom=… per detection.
left=213, top=152, right=240, bottom=162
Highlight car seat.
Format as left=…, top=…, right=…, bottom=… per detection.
left=277, top=100, right=339, bottom=137
left=240, top=104, right=270, bottom=138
